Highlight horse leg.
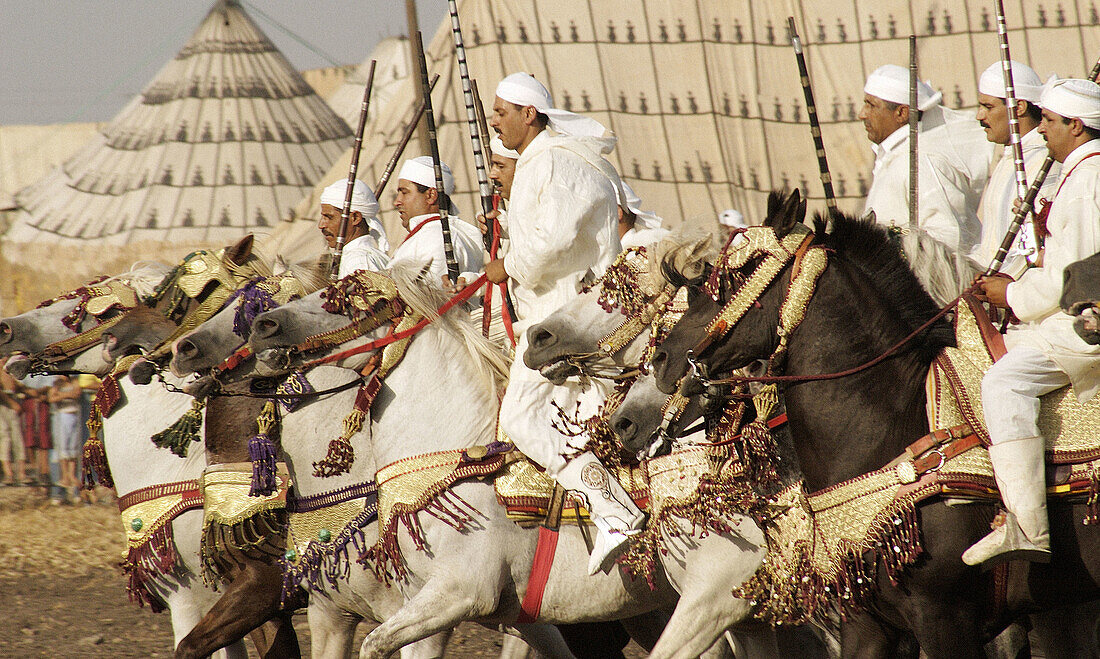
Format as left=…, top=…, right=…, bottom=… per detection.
left=164, top=588, right=249, bottom=659
left=1029, top=600, right=1100, bottom=659
left=618, top=609, right=672, bottom=651
left=358, top=577, right=499, bottom=659
left=174, top=560, right=297, bottom=659
left=250, top=612, right=301, bottom=659
left=306, top=595, right=362, bottom=659
left=839, top=613, right=904, bottom=659
left=510, top=623, right=577, bottom=658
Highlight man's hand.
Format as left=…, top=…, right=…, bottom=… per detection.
left=974, top=274, right=1012, bottom=308
left=476, top=209, right=500, bottom=236
left=441, top=275, right=467, bottom=294
left=485, top=259, right=509, bottom=284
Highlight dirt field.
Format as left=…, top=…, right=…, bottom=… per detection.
left=0, top=485, right=646, bottom=657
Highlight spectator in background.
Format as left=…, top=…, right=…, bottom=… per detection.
left=0, top=358, right=27, bottom=486
left=718, top=208, right=747, bottom=244
left=48, top=376, right=83, bottom=504
left=20, top=374, right=52, bottom=490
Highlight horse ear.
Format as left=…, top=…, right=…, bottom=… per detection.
left=226, top=234, right=255, bottom=266
left=661, top=257, right=691, bottom=289
left=771, top=189, right=803, bottom=238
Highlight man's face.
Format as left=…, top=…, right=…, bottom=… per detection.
left=489, top=153, right=516, bottom=200
left=1039, top=109, right=1078, bottom=162
left=393, top=180, right=436, bottom=230
left=491, top=97, right=530, bottom=150
left=976, top=93, right=1011, bottom=144
left=318, top=204, right=362, bottom=249
left=858, top=94, right=907, bottom=145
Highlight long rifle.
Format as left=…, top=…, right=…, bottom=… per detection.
left=786, top=17, right=837, bottom=214
left=447, top=0, right=495, bottom=253
left=985, top=52, right=1100, bottom=275
left=994, top=0, right=1038, bottom=263
left=331, top=60, right=377, bottom=282
left=412, top=31, right=460, bottom=283
left=908, top=36, right=919, bottom=229
left=374, top=74, right=439, bottom=197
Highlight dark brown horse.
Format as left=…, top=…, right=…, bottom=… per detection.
left=627, top=190, right=1100, bottom=658
left=1062, top=251, right=1100, bottom=344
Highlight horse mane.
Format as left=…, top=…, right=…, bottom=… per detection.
left=387, top=261, right=511, bottom=391
left=280, top=256, right=329, bottom=295
left=899, top=227, right=979, bottom=307
left=102, top=262, right=176, bottom=299
left=811, top=211, right=955, bottom=361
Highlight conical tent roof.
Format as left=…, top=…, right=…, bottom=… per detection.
left=6, top=0, right=351, bottom=248
left=266, top=0, right=1100, bottom=263
left=1, top=0, right=352, bottom=311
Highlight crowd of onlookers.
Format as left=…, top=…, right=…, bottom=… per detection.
left=0, top=357, right=105, bottom=505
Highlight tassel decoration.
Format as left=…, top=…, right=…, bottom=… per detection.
left=313, top=408, right=365, bottom=477
left=151, top=398, right=206, bottom=457
left=82, top=403, right=114, bottom=489
left=248, top=401, right=280, bottom=496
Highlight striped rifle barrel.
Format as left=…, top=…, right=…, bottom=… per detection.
left=787, top=17, right=837, bottom=213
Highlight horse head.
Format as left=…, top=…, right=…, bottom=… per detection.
left=0, top=264, right=173, bottom=378
left=1061, top=251, right=1100, bottom=345
left=650, top=189, right=809, bottom=396
left=524, top=235, right=713, bottom=385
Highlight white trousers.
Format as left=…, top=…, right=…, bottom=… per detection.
left=499, top=336, right=611, bottom=476
left=982, top=346, right=1069, bottom=444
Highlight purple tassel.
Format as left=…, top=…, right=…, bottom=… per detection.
left=249, top=402, right=279, bottom=496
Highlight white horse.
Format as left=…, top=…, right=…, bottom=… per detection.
left=0, top=265, right=251, bottom=659
left=244, top=262, right=774, bottom=659
left=165, top=276, right=568, bottom=659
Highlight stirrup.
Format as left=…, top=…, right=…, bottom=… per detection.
left=962, top=515, right=1050, bottom=568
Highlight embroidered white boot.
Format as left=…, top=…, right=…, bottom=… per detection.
left=962, top=436, right=1051, bottom=566
left=556, top=452, right=645, bottom=575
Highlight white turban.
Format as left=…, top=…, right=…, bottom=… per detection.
left=616, top=182, right=662, bottom=230
left=398, top=156, right=455, bottom=196
left=321, top=178, right=379, bottom=218
left=319, top=178, right=388, bottom=251
left=978, top=61, right=1043, bottom=103
left=495, top=72, right=607, bottom=138
left=863, top=64, right=943, bottom=112
left=718, top=209, right=746, bottom=228
left=1040, top=78, right=1100, bottom=129
left=489, top=136, right=519, bottom=159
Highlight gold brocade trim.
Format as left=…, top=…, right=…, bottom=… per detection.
left=706, top=225, right=811, bottom=337
left=930, top=299, right=1100, bottom=464
left=120, top=484, right=201, bottom=549
left=199, top=463, right=290, bottom=528
left=376, top=450, right=469, bottom=532
left=287, top=498, right=370, bottom=564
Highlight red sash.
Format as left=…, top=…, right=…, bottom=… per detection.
left=400, top=215, right=440, bottom=246
left=1038, top=152, right=1100, bottom=238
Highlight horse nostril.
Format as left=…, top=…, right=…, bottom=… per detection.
left=650, top=349, right=667, bottom=369
left=0, top=323, right=12, bottom=345
left=253, top=318, right=279, bottom=340
left=529, top=328, right=556, bottom=350
left=612, top=417, right=637, bottom=442
left=176, top=339, right=199, bottom=360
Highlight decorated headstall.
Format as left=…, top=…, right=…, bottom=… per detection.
left=37, top=277, right=141, bottom=363
left=144, top=248, right=269, bottom=364
left=688, top=223, right=827, bottom=378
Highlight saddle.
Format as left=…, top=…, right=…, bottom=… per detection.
left=928, top=295, right=1100, bottom=495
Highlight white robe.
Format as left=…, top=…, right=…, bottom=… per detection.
left=498, top=130, right=623, bottom=474
left=621, top=226, right=671, bottom=250
left=863, top=105, right=994, bottom=252
left=970, top=128, right=1061, bottom=278
left=1005, top=139, right=1100, bottom=402
left=337, top=234, right=390, bottom=279
left=390, top=213, right=484, bottom=286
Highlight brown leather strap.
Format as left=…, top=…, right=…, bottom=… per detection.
left=912, top=433, right=984, bottom=477
left=544, top=484, right=566, bottom=531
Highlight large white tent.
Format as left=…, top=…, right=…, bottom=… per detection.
left=265, top=0, right=1100, bottom=262
left=1, top=0, right=352, bottom=311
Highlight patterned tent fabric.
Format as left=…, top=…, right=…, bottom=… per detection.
left=5, top=0, right=352, bottom=249
left=326, top=37, right=413, bottom=128
left=267, top=0, right=1100, bottom=262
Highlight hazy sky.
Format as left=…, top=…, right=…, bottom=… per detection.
left=0, top=0, right=448, bottom=125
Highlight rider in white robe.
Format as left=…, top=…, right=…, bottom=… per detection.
left=391, top=156, right=483, bottom=286
left=318, top=178, right=390, bottom=279
left=969, top=61, right=1061, bottom=277
left=966, top=79, right=1100, bottom=566
left=860, top=65, right=994, bottom=252
left=486, top=72, right=643, bottom=574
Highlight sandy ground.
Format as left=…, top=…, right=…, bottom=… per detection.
left=0, top=485, right=647, bottom=657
